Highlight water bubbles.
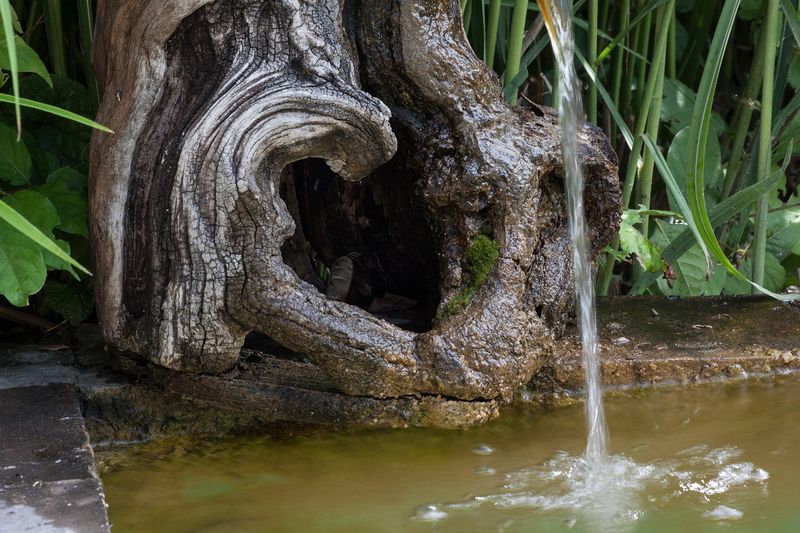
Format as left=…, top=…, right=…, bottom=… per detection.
left=413, top=504, right=447, bottom=522
left=471, top=444, right=495, bottom=456
left=681, top=462, right=769, bottom=496
left=703, top=505, right=743, bottom=520
left=475, top=466, right=497, bottom=476
left=681, top=445, right=743, bottom=466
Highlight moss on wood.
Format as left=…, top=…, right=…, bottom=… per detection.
left=439, top=235, right=500, bottom=320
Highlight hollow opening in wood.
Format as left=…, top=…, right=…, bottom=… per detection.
left=278, top=156, right=440, bottom=333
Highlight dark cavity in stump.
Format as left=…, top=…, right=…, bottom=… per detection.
left=279, top=155, right=441, bottom=333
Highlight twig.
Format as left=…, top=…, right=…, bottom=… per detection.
left=522, top=14, right=545, bottom=53
left=0, top=304, right=59, bottom=330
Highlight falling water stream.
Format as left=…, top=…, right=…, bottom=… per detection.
left=536, top=0, right=608, bottom=464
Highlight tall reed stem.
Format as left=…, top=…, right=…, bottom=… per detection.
left=721, top=23, right=768, bottom=200
left=597, top=2, right=672, bottom=295
left=636, top=2, right=672, bottom=241
left=635, top=11, right=651, bottom=111
left=506, top=0, right=530, bottom=105
left=609, top=0, right=629, bottom=150
left=78, top=0, right=100, bottom=112
left=42, top=0, right=66, bottom=78
left=588, top=0, right=598, bottom=123
left=752, top=0, right=781, bottom=289
left=486, top=0, right=502, bottom=68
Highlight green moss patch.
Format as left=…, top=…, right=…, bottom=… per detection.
left=438, top=235, right=500, bottom=320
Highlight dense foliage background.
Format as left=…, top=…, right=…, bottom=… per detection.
left=0, top=0, right=798, bottom=329
left=1, top=0, right=99, bottom=327
left=463, top=0, right=799, bottom=298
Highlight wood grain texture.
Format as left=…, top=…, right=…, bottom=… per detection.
left=90, top=0, right=620, bottom=416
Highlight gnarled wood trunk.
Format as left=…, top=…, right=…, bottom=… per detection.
left=90, top=0, right=619, bottom=422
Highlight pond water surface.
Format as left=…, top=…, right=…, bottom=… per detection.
left=100, top=375, right=800, bottom=532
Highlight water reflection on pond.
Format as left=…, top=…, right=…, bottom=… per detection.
left=100, top=375, right=800, bottom=532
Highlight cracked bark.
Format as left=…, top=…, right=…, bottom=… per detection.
left=90, top=0, right=620, bottom=425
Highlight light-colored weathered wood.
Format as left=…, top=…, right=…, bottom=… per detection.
left=90, top=0, right=619, bottom=413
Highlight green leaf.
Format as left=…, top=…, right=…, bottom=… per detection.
left=8, top=5, right=20, bottom=33
left=723, top=254, right=786, bottom=294
left=767, top=205, right=800, bottom=260
left=0, top=225, right=46, bottom=306
left=0, top=36, right=52, bottom=87
left=37, top=181, right=88, bottom=237
left=0, top=121, right=30, bottom=185
left=47, top=167, right=87, bottom=192
left=682, top=0, right=794, bottom=300
left=42, top=279, right=94, bottom=325
left=2, top=188, right=78, bottom=276
left=631, top=206, right=684, bottom=219
left=619, top=221, right=663, bottom=273
left=666, top=126, right=722, bottom=212
left=660, top=78, right=727, bottom=134
left=653, top=220, right=726, bottom=296
left=642, top=134, right=712, bottom=272
left=0, top=198, right=90, bottom=275
left=15, top=77, right=105, bottom=164
left=42, top=238, right=77, bottom=276
left=4, top=189, right=59, bottom=233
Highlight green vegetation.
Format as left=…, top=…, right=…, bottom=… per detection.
left=439, top=235, right=501, bottom=320
left=0, top=0, right=107, bottom=324
left=463, top=0, right=800, bottom=298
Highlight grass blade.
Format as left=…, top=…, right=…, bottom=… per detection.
left=642, top=134, right=710, bottom=268
left=596, top=0, right=667, bottom=64
left=0, top=0, right=21, bottom=134
left=780, top=0, right=800, bottom=46
left=576, top=48, right=634, bottom=149
left=77, top=0, right=100, bottom=113
left=0, top=199, right=91, bottom=275
left=0, top=93, right=113, bottom=132
left=684, top=0, right=748, bottom=282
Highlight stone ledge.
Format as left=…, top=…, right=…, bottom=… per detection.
left=532, top=296, right=800, bottom=394
left=0, top=384, right=110, bottom=533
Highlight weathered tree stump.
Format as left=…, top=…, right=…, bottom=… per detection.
left=90, top=0, right=619, bottom=423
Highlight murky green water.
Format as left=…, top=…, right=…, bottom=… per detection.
left=100, top=375, right=800, bottom=532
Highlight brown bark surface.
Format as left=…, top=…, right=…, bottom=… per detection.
left=90, top=0, right=619, bottom=421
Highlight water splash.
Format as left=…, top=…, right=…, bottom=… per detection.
left=417, top=445, right=770, bottom=531
left=536, top=0, right=608, bottom=463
